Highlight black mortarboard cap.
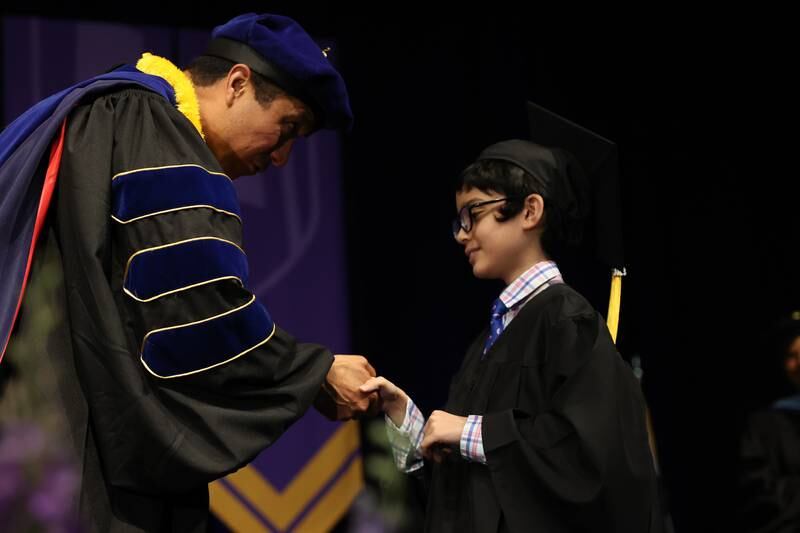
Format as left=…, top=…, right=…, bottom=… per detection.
left=472, top=103, right=627, bottom=338
left=526, top=101, right=624, bottom=271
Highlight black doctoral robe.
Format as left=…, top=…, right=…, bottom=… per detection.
left=3, top=86, right=332, bottom=532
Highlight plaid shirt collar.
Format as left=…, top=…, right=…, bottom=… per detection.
left=498, top=260, right=562, bottom=311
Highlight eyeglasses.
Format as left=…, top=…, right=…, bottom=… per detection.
left=451, top=197, right=514, bottom=239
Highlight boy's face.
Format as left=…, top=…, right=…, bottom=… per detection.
left=454, top=187, right=537, bottom=283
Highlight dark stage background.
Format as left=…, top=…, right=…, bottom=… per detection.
left=2, top=7, right=797, bottom=532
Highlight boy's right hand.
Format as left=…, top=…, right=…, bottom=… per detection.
left=359, top=377, right=409, bottom=427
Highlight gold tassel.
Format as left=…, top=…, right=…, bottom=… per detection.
left=606, top=268, right=626, bottom=344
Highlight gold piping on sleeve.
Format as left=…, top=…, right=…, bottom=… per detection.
left=140, top=301, right=276, bottom=379
left=111, top=204, right=241, bottom=225
left=122, top=236, right=245, bottom=285
left=123, top=276, right=244, bottom=303
left=112, top=163, right=231, bottom=182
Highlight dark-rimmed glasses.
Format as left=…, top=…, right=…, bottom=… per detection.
left=451, top=197, right=515, bottom=239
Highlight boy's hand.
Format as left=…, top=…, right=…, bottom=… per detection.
left=359, top=376, right=408, bottom=426
left=420, top=410, right=467, bottom=462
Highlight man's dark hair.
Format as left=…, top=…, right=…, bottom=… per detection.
left=185, top=55, right=285, bottom=105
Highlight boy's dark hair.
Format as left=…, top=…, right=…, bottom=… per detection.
left=185, top=55, right=286, bottom=106
left=457, top=158, right=582, bottom=258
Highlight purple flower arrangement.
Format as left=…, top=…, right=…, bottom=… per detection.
left=0, top=423, right=80, bottom=532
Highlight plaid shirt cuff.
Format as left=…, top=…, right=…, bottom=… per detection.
left=385, top=398, right=425, bottom=472
left=459, top=414, right=486, bottom=463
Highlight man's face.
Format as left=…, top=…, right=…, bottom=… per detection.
left=205, top=75, right=314, bottom=179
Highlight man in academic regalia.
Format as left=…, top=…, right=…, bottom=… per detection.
left=0, top=13, right=376, bottom=532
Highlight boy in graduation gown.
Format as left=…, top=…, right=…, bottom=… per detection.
left=361, top=108, right=661, bottom=532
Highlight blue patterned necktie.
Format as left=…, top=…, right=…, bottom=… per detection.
left=483, top=297, right=509, bottom=358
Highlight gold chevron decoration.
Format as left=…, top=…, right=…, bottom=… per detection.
left=210, top=420, right=363, bottom=532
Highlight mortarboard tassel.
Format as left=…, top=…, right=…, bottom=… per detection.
left=606, top=268, right=626, bottom=344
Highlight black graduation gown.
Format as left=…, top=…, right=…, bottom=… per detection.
left=3, top=87, right=333, bottom=531
left=422, top=283, right=661, bottom=533
left=738, top=408, right=800, bottom=532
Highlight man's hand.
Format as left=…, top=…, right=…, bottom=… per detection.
left=314, top=355, right=379, bottom=420
left=420, top=410, right=467, bottom=463
left=359, top=376, right=409, bottom=426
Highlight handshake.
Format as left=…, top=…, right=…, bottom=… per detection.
left=314, top=355, right=462, bottom=464
left=314, top=354, right=405, bottom=421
